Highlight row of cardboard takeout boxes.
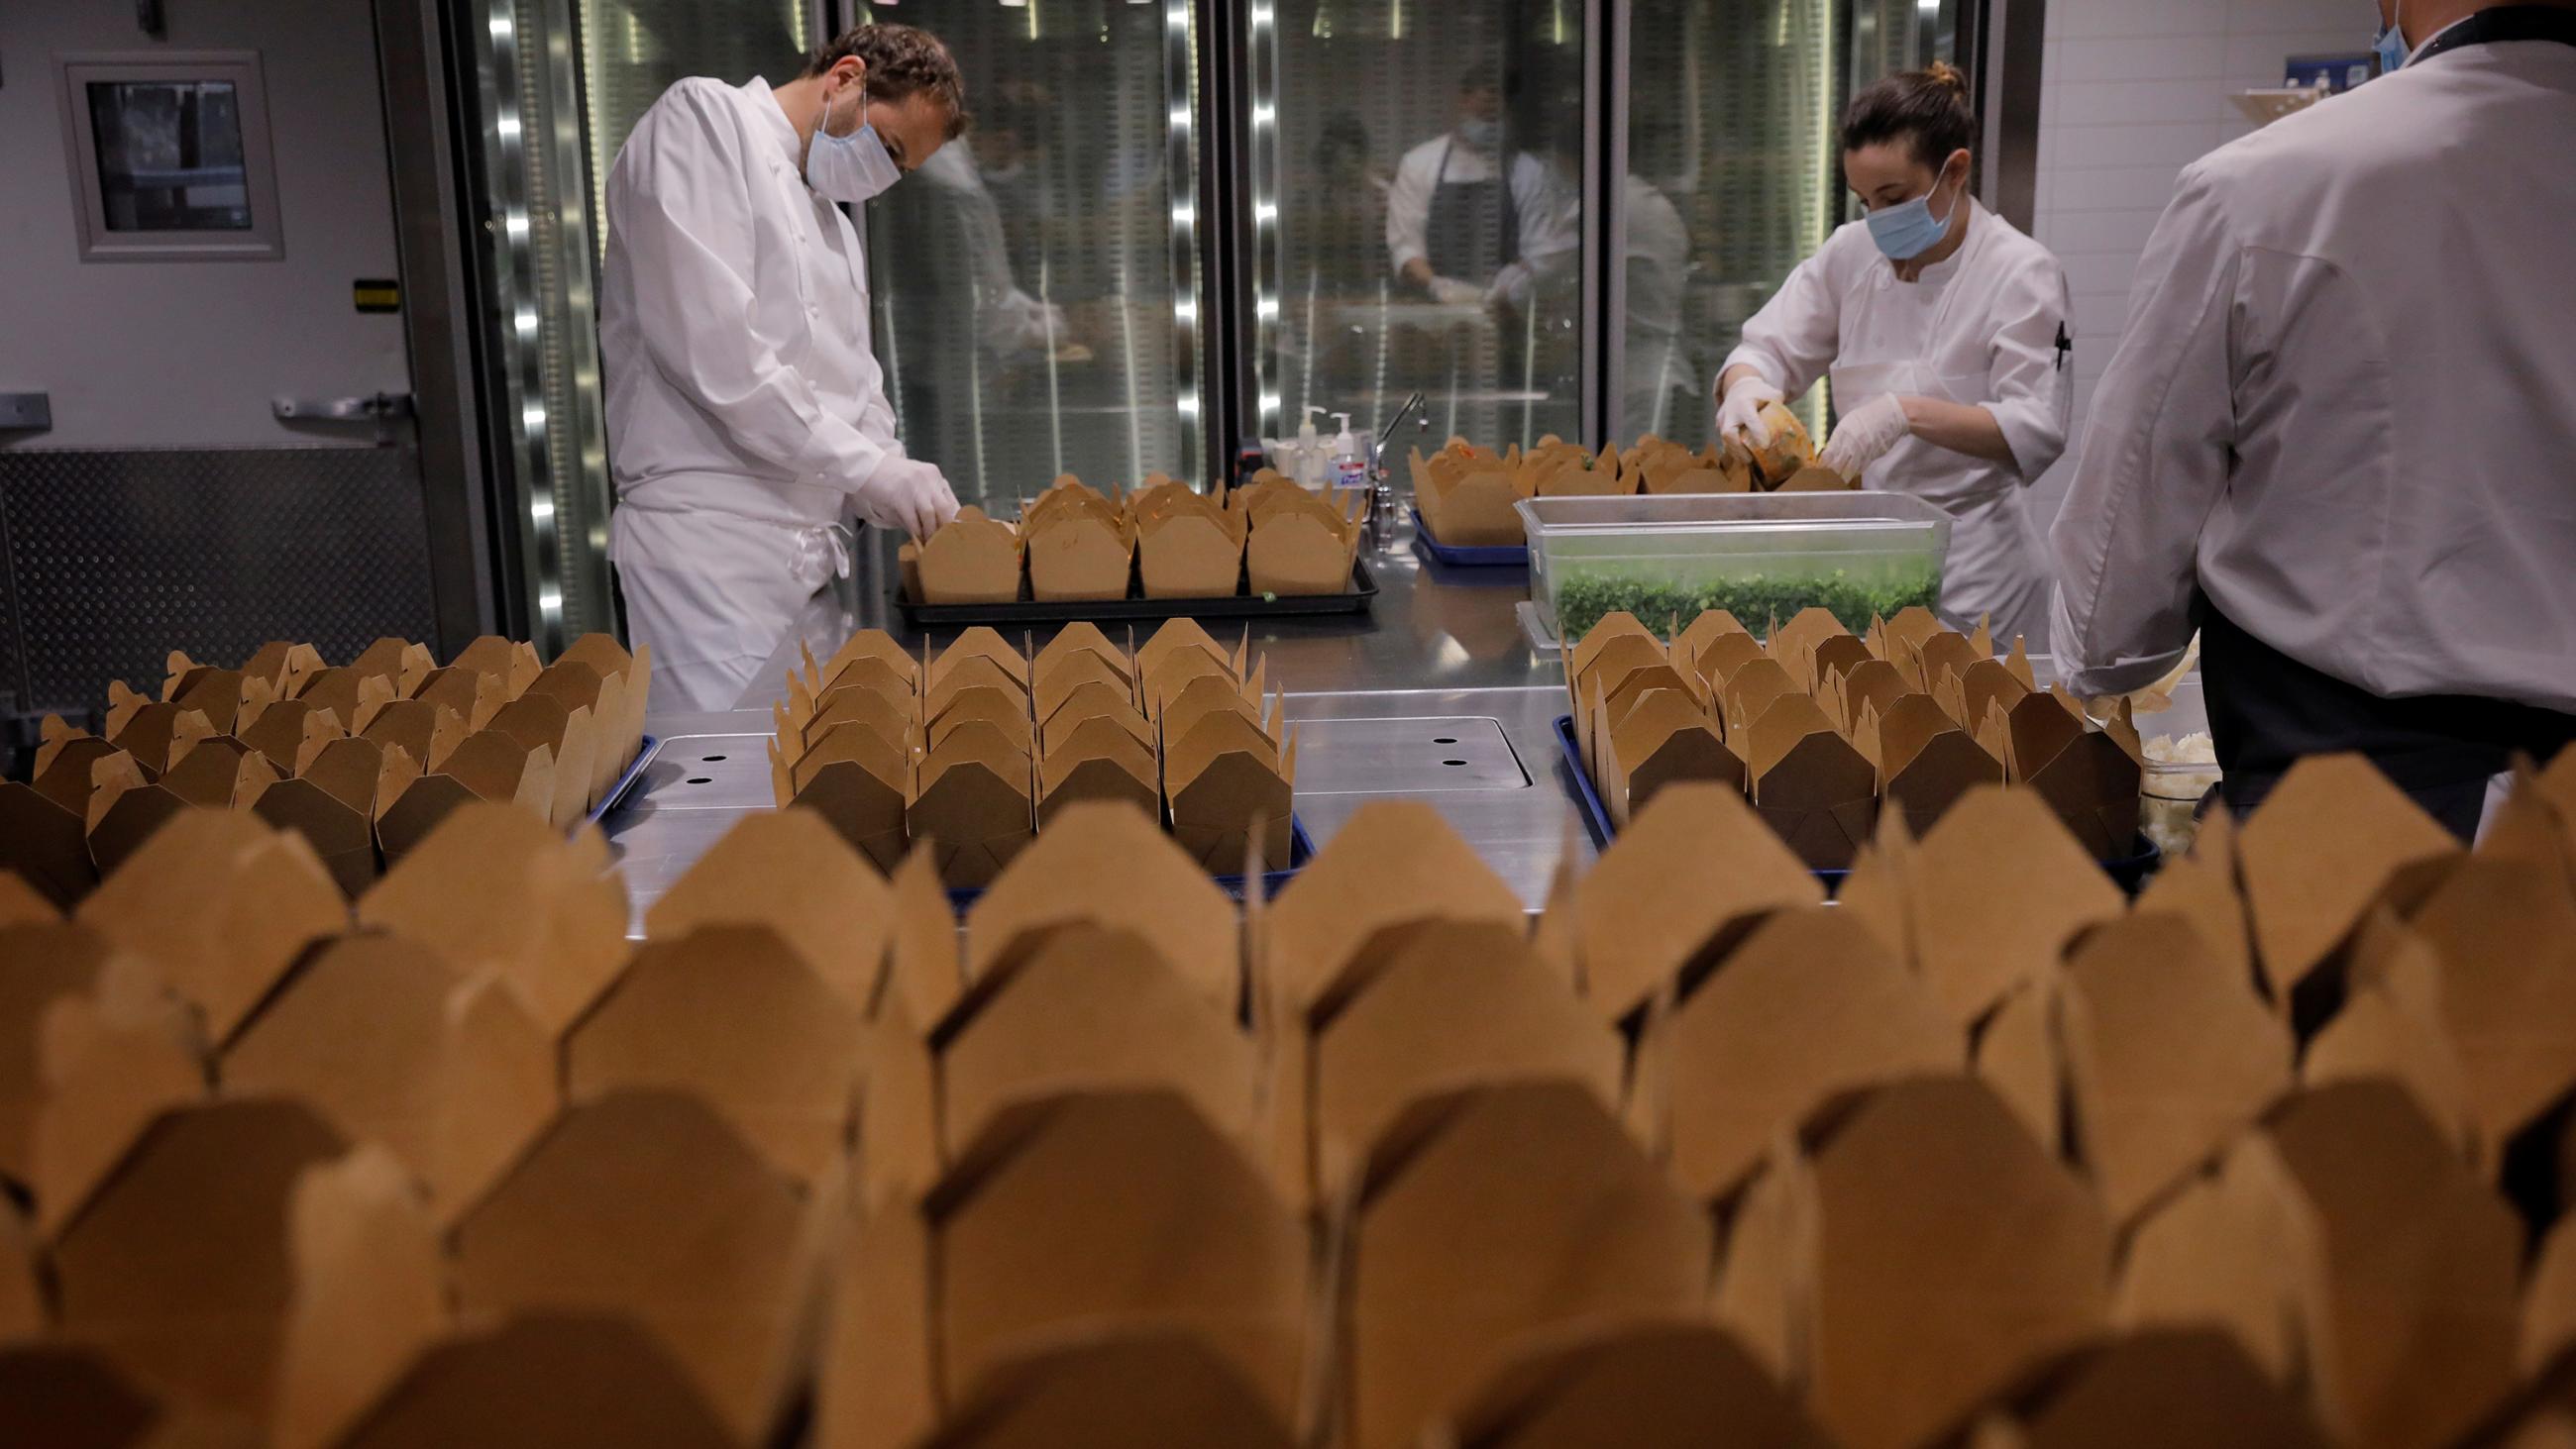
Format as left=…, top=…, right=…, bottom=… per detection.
left=903, top=472, right=1368, bottom=605
left=1569, top=605, right=2144, bottom=869
left=6, top=728, right=2576, bottom=1448
left=0, top=635, right=651, bottom=908
left=769, top=620, right=1297, bottom=887
left=1411, top=415, right=1855, bottom=549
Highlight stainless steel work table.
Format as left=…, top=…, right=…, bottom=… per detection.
left=602, top=524, right=2208, bottom=930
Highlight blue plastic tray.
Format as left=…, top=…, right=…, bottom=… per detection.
left=587, top=734, right=660, bottom=825
left=946, top=814, right=1317, bottom=910
left=1550, top=714, right=2162, bottom=891
left=1410, top=508, right=1529, bottom=569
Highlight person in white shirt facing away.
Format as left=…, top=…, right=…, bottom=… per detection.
left=2049, top=0, right=2576, bottom=840
left=600, top=23, right=966, bottom=712
left=1384, top=64, right=1578, bottom=308
left=1715, top=62, right=2076, bottom=648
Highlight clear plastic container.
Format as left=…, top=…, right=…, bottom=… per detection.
left=1515, top=492, right=1954, bottom=641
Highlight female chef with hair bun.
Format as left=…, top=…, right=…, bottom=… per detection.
left=1714, top=61, right=2075, bottom=646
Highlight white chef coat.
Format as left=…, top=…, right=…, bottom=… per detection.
left=2049, top=37, right=2576, bottom=711
left=1384, top=134, right=1578, bottom=281
left=599, top=75, right=899, bottom=711
left=1725, top=200, right=2074, bottom=645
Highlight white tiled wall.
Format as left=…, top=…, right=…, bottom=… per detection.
left=2025, top=0, right=2372, bottom=529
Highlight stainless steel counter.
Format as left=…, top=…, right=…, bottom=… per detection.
left=604, top=524, right=2208, bottom=930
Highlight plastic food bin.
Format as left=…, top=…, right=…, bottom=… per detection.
left=1515, top=492, right=1954, bottom=642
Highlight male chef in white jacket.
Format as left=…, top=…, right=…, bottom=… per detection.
left=601, top=24, right=966, bottom=712
left=2051, top=0, right=2576, bottom=839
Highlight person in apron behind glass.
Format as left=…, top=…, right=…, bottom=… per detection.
left=1714, top=61, right=2074, bottom=648
left=1385, top=64, right=1568, bottom=308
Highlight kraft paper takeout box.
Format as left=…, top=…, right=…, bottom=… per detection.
left=963, top=802, right=1240, bottom=1012
left=487, top=691, right=602, bottom=831
left=1165, top=703, right=1297, bottom=876
left=162, top=651, right=248, bottom=735
left=267, top=1144, right=457, bottom=1449
left=1747, top=401, right=1816, bottom=488
left=0, top=720, right=121, bottom=908
left=82, top=738, right=277, bottom=878
left=912, top=507, right=1026, bottom=605
left=405, top=665, right=507, bottom=736
left=2386, top=856, right=2576, bottom=1174
left=103, top=680, right=208, bottom=779
left=358, top=801, right=630, bottom=1037
left=0, top=917, right=129, bottom=1192
left=1839, top=785, right=2126, bottom=1028
left=451, top=1089, right=834, bottom=1444
left=1437, top=1319, right=1833, bottom=1449
left=74, top=808, right=348, bottom=1046
left=50, top=1097, right=352, bottom=1427
left=2237, top=753, right=2463, bottom=1031
left=777, top=721, right=913, bottom=874
left=1718, top=1075, right=2109, bottom=1449
left=825, top=1087, right=1309, bottom=1449
left=1282, top=917, right=1621, bottom=1207
left=1868, top=690, right=2004, bottom=836
left=1737, top=691, right=1878, bottom=871
left=1983, top=686, right=2147, bottom=860
left=236, top=679, right=349, bottom=776
left=521, top=654, right=638, bottom=813
left=645, top=807, right=897, bottom=1011
left=332, top=1312, right=743, bottom=1449
left=2058, top=911, right=2293, bottom=1225
left=1590, top=690, right=1744, bottom=825
left=1036, top=714, right=1159, bottom=826
left=1137, top=496, right=1247, bottom=599
left=568, top=923, right=864, bottom=1187
left=241, top=731, right=413, bottom=897
left=372, top=728, right=558, bottom=865
left=1241, top=481, right=1363, bottom=596
left=906, top=1329, right=1297, bottom=1449
left=558, top=632, right=653, bottom=796
left=910, top=721, right=1036, bottom=889
left=1263, top=800, right=1527, bottom=1015
left=355, top=683, right=471, bottom=776
left=1410, top=444, right=1525, bottom=548
left=1342, top=1081, right=1710, bottom=1449
left=25, top=949, right=208, bottom=1239
left=1022, top=485, right=1137, bottom=603
left=1567, top=781, right=1821, bottom=1027
left=2002, top=1329, right=2331, bottom=1449
left=219, top=933, right=554, bottom=1227
left=1658, top=906, right=1958, bottom=1203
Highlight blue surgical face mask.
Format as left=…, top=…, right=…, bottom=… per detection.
left=1457, top=117, right=1502, bottom=152
left=807, top=84, right=902, bottom=204
left=1865, top=161, right=1963, bottom=262
left=2374, top=0, right=2412, bottom=73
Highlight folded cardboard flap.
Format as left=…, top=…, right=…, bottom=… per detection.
left=926, top=653, right=1027, bottom=718
left=1303, top=919, right=1623, bottom=1206
left=1138, top=509, right=1248, bottom=598
left=75, top=809, right=349, bottom=1046
left=243, top=736, right=393, bottom=898
left=1411, top=446, right=1525, bottom=548
left=36, top=717, right=123, bottom=815
left=1025, top=512, right=1135, bottom=604
left=1266, top=801, right=1529, bottom=1016
left=913, top=1328, right=1298, bottom=1449
left=1878, top=693, right=2005, bottom=836
left=375, top=730, right=556, bottom=864
left=801, top=683, right=922, bottom=763
left=932, top=925, right=1258, bottom=1167
left=2396, top=857, right=2576, bottom=1164
left=930, top=687, right=1035, bottom=759
left=0, top=786, right=102, bottom=912
left=795, top=718, right=912, bottom=795
left=333, top=1311, right=744, bottom=1449
left=1133, top=618, right=1238, bottom=689
left=268, top=1142, right=449, bottom=1449
left=2237, top=755, right=2463, bottom=1027
left=2302, top=909, right=2476, bottom=1160
left=1165, top=714, right=1296, bottom=876
left=82, top=754, right=200, bottom=879
left=50, top=1097, right=352, bottom=1426
left=357, top=801, right=630, bottom=1038
left=1038, top=684, right=1151, bottom=754
left=915, top=509, right=1025, bottom=606
left=2530, top=1218, right=2576, bottom=1380
left=809, top=631, right=923, bottom=701
left=239, top=687, right=350, bottom=777
left=2130, top=807, right=2254, bottom=994
left=486, top=693, right=599, bottom=829
left=963, top=802, right=1239, bottom=1014
left=357, top=694, right=470, bottom=774
left=164, top=653, right=248, bottom=736
left=568, top=924, right=865, bottom=1188
left=221, top=934, right=554, bottom=1228
left=1664, top=907, right=1959, bottom=1203
left=931, top=629, right=1032, bottom=689
left=26, top=948, right=208, bottom=1239
left=2262, top=1080, right=2522, bottom=1449
left=1570, top=781, right=1820, bottom=1027
left=2110, top=1135, right=2318, bottom=1387
left=451, top=1089, right=824, bottom=1444
left=1601, top=691, right=1744, bottom=826
left=1345, top=1081, right=1711, bottom=1449
left=1033, top=621, right=1131, bottom=683
left=926, top=1088, right=1307, bottom=1429
left=911, top=736, right=1036, bottom=890
left=1033, top=655, right=1135, bottom=728
left=446, top=636, right=545, bottom=700
left=1437, top=1318, right=1831, bottom=1449
left=787, top=754, right=912, bottom=877
left=0, top=920, right=118, bottom=1190
left=1245, top=504, right=1359, bottom=598
left=1740, top=693, right=1878, bottom=871
left=0, top=872, right=60, bottom=926
left=1883, top=786, right=2126, bottom=1029
left=2011, top=1329, right=2331, bottom=1449
left=1740, top=1075, right=2109, bottom=1449
left=645, top=809, right=896, bottom=1013
left=1035, top=733, right=1160, bottom=828
left=2059, top=913, right=2293, bottom=1226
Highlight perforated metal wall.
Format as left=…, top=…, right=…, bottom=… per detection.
left=0, top=448, right=439, bottom=714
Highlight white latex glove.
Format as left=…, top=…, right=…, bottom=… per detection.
left=1485, top=260, right=1535, bottom=309
left=1428, top=275, right=1484, bottom=307
left=1716, top=376, right=1784, bottom=446
left=1819, top=394, right=1913, bottom=478
left=859, top=457, right=960, bottom=542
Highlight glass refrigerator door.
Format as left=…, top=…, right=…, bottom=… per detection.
left=1249, top=0, right=1590, bottom=459
left=861, top=0, right=1208, bottom=507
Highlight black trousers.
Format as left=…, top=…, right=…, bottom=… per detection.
left=2200, top=607, right=2576, bottom=842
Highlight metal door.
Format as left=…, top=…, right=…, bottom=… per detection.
left=0, top=0, right=441, bottom=724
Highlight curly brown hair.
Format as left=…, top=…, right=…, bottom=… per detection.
left=1842, top=59, right=1976, bottom=171
left=804, top=23, right=969, bottom=140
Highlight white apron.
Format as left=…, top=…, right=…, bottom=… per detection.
left=610, top=494, right=852, bottom=713
left=1828, top=250, right=2051, bottom=648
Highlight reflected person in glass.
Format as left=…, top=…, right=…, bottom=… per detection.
left=1385, top=63, right=1576, bottom=307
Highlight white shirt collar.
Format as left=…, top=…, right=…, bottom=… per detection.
left=744, top=76, right=807, bottom=174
